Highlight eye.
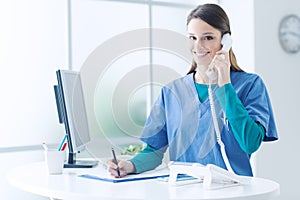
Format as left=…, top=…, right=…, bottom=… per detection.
left=188, top=35, right=197, bottom=40
left=204, top=36, right=214, bottom=40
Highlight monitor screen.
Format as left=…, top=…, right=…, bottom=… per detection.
left=54, top=69, right=97, bottom=168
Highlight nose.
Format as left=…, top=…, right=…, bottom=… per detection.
left=191, top=39, right=204, bottom=51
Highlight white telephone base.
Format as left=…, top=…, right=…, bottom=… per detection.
left=168, top=162, right=251, bottom=189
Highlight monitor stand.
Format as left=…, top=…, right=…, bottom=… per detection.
left=64, top=152, right=98, bottom=168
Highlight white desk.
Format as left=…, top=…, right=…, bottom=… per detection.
left=7, top=162, right=280, bottom=200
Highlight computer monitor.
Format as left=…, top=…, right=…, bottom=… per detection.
left=54, top=69, right=98, bottom=168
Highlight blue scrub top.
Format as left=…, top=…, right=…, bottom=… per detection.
left=140, top=71, right=278, bottom=176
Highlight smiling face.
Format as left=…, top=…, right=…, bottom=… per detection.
left=187, top=18, right=222, bottom=71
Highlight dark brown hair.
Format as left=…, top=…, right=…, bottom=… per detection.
left=186, top=4, right=243, bottom=74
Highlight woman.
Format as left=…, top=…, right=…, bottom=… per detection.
left=108, top=3, right=278, bottom=177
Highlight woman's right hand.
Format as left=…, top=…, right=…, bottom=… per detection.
left=107, top=159, right=136, bottom=178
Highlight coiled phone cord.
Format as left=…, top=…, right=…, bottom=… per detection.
left=208, top=84, right=234, bottom=173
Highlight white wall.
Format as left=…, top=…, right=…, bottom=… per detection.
left=221, top=0, right=255, bottom=73
left=0, top=0, right=67, bottom=147
left=0, top=0, right=67, bottom=199
left=254, top=0, right=300, bottom=199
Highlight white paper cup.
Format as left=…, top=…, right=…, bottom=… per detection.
left=44, top=150, right=65, bottom=174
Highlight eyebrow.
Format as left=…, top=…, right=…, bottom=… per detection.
left=188, top=32, right=215, bottom=35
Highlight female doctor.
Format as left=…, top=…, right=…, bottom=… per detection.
left=108, top=3, right=278, bottom=177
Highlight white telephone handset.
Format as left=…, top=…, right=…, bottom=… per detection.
left=206, top=33, right=232, bottom=81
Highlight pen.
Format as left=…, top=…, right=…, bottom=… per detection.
left=111, top=147, right=120, bottom=177
left=58, top=134, right=67, bottom=151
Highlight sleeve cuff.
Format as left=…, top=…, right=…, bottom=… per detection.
left=215, top=83, right=233, bottom=110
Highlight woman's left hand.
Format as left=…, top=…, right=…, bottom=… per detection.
left=213, top=50, right=231, bottom=87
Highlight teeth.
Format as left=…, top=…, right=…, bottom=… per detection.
left=194, top=52, right=207, bottom=56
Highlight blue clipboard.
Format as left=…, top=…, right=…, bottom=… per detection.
left=79, top=174, right=170, bottom=183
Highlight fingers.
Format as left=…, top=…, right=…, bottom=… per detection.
left=208, top=51, right=231, bottom=86
left=215, top=51, right=228, bottom=62
left=213, top=50, right=230, bottom=69
left=106, top=159, right=133, bottom=178
left=216, top=49, right=229, bottom=57
left=107, top=159, right=118, bottom=169
left=209, top=50, right=229, bottom=69
left=107, top=159, right=121, bottom=177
